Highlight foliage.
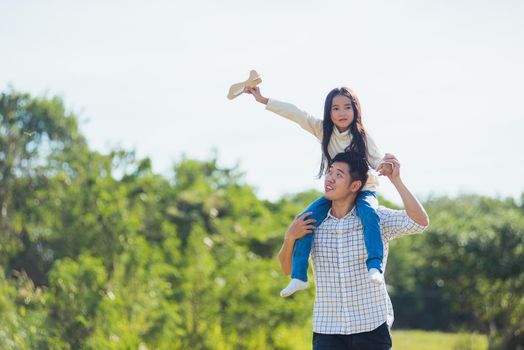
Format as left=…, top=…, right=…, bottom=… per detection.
left=1, top=88, right=523, bottom=349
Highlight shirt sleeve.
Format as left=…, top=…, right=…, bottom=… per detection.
left=265, top=98, right=323, bottom=141
left=379, top=206, right=428, bottom=242
left=365, top=131, right=385, bottom=170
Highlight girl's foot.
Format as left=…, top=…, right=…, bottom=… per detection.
left=368, top=268, right=384, bottom=285
left=280, top=278, right=308, bottom=297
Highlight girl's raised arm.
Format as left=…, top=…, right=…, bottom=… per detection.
left=244, top=87, right=323, bottom=140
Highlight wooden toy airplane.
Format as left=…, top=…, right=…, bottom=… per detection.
left=227, top=70, right=262, bottom=100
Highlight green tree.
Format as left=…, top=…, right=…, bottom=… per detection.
left=86, top=235, right=183, bottom=350
left=420, top=196, right=524, bottom=349
left=7, top=88, right=524, bottom=348
left=46, top=254, right=107, bottom=349
left=0, top=88, right=84, bottom=267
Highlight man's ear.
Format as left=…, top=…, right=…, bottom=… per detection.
left=349, top=180, right=362, bottom=193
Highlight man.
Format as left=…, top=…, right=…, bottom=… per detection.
left=278, top=152, right=429, bottom=350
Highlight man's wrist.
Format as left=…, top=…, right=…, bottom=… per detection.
left=284, top=232, right=297, bottom=242
left=390, top=176, right=403, bottom=187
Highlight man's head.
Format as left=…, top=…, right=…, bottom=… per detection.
left=323, top=152, right=369, bottom=201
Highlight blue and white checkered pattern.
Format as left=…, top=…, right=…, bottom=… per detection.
left=311, top=206, right=426, bottom=335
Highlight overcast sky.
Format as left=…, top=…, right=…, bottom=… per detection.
left=1, top=0, right=523, bottom=204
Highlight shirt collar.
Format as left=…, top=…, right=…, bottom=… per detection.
left=326, top=206, right=358, bottom=221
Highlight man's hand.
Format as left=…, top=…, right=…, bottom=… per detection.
left=382, top=153, right=401, bottom=182
left=279, top=212, right=316, bottom=275
left=377, top=160, right=393, bottom=176
left=286, top=212, right=316, bottom=240
left=243, top=86, right=269, bottom=105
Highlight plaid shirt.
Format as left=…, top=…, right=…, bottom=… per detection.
left=311, top=206, right=427, bottom=334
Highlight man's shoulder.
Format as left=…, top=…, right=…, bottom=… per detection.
left=377, top=205, right=428, bottom=238
left=376, top=205, right=410, bottom=224
left=376, top=205, right=406, bottom=216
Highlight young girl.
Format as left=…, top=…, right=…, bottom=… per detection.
left=243, top=86, right=391, bottom=297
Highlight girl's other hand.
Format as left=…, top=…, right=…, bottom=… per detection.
left=382, top=153, right=401, bottom=181
left=378, top=153, right=399, bottom=176
left=243, top=86, right=268, bottom=105
left=377, top=161, right=393, bottom=176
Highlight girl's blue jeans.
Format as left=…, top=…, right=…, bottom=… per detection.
left=291, top=191, right=383, bottom=282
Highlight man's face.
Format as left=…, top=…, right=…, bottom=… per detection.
left=323, top=161, right=361, bottom=200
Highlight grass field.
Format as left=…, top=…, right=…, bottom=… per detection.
left=392, top=330, right=488, bottom=350
left=273, top=327, right=489, bottom=349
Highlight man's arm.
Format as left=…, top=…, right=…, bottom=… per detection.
left=385, top=153, right=429, bottom=226
left=278, top=212, right=316, bottom=275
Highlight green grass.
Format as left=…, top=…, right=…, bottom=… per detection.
left=392, top=330, right=488, bottom=350
left=272, top=328, right=489, bottom=349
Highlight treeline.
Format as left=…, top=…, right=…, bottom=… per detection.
left=0, top=89, right=523, bottom=349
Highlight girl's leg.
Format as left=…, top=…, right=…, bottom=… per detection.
left=356, top=191, right=383, bottom=272
left=290, top=196, right=331, bottom=282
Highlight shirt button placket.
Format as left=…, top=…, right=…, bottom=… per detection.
left=336, top=220, right=349, bottom=317
left=338, top=219, right=352, bottom=332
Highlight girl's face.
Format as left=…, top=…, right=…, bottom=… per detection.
left=330, top=94, right=354, bottom=132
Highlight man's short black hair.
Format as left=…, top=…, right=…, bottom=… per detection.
left=330, top=151, right=369, bottom=191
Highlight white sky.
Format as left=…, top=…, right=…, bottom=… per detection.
left=1, top=0, right=523, bottom=204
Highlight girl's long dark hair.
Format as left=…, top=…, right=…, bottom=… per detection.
left=317, top=87, right=369, bottom=178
